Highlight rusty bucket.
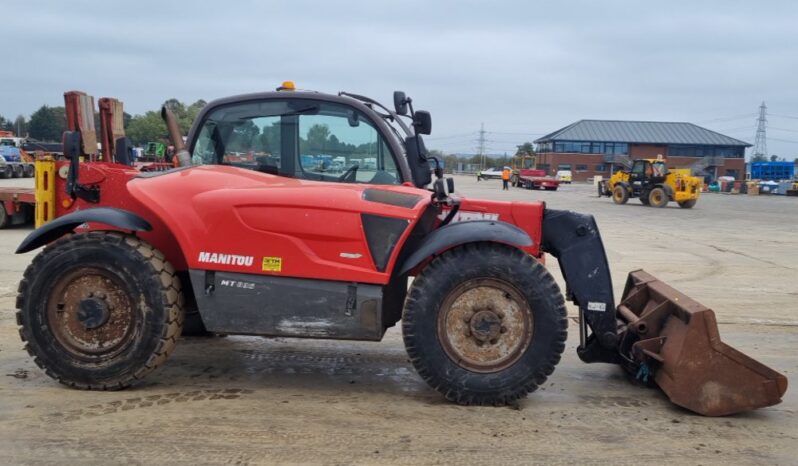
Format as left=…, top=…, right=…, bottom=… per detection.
left=617, top=270, right=788, bottom=416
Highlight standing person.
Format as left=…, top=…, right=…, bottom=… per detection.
left=477, top=169, right=482, bottom=181
left=501, top=166, right=511, bottom=190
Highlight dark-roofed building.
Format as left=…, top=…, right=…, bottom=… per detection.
left=534, top=120, right=751, bottom=182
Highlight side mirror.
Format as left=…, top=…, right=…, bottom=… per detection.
left=393, top=91, right=408, bottom=115
left=412, top=110, right=432, bottom=135
left=405, top=135, right=431, bottom=188
left=62, top=131, right=81, bottom=160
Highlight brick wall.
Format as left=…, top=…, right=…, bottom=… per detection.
left=537, top=145, right=746, bottom=182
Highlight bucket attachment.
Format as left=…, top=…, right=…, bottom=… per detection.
left=617, top=270, right=788, bottom=416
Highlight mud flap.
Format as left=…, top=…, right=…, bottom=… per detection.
left=617, top=270, right=788, bottom=416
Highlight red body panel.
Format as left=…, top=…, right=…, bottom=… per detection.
left=54, top=162, right=546, bottom=284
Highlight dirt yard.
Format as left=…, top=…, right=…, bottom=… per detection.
left=0, top=175, right=795, bottom=465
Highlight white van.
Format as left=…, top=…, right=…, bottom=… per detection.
left=556, top=170, right=572, bottom=184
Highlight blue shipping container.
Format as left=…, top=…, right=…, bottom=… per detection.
left=751, top=161, right=795, bottom=181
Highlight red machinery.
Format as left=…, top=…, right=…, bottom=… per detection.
left=13, top=85, right=786, bottom=415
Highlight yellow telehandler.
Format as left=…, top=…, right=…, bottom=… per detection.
left=598, top=156, right=702, bottom=208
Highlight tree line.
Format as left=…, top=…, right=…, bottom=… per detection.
left=2, top=99, right=539, bottom=169
left=0, top=99, right=207, bottom=146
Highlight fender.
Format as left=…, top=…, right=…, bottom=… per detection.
left=398, top=220, right=532, bottom=275
left=16, top=207, right=151, bottom=254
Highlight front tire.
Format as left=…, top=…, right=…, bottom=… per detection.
left=612, top=185, right=629, bottom=204
left=678, top=199, right=697, bottom=209
left=402, top=243, right=567, bottom=405
left=16, top=232, right=184, bottom=389
left=648, top=187, right=668, bottom=207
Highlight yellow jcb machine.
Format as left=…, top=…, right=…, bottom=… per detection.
left=598, top=156, right=702, bottom=208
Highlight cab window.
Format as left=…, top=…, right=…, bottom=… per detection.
left=631, top=161, right=647, bottom=175
left=298, top=103, right=400, bottom=185
left=190, top=99, right=400, bottom=185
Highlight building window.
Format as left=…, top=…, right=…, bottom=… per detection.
left=595, top=164, right=607, bottom=172
left=669, top=145, right=744, bottom=158
left=551, top=141, right=628, bottom=155
left=575, top=164, right=588, bottom=172
left=557, top=164, right=572, bottom=170
left=538, top=163, right=551, bottom=172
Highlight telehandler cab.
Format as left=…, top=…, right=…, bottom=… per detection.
left=15, top=84, right=785, bottom=415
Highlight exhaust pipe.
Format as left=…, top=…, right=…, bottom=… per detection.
left=161, top=106, right=192, bottom=167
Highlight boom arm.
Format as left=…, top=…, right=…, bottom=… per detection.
left=540, top=209, right=619, bottom=364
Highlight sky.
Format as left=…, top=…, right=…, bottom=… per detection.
left=2, top=0, right=798, bottom=159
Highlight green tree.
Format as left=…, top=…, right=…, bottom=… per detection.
left=516, top=142, right=535, bottom=156
left=27, top=105, right=66, bottom=141
left=0, top=115, right=13, bottom=132
left=305, top=124, right=331, bottom=154
left=126, top=110, right=169, bottom=146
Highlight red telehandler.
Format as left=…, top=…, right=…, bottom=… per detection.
left=14, top=85, right=786, bottom=416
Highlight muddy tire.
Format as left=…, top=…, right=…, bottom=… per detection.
left=402, top=242, right=567, bottom=406
left=16, top=232, right=184, bottom=389
left=612, top=185, right=629, bottom=204
left=678, top=199, right=697, bottom=209
left=640, top=194, right=650, bottom=205
left=12, top=164, right=24, bottom=178
left=24, top=164, right=35, bottom=178
left=648, top=187, right=668, bottom=208
left=1, top=165, right=11, bottom=179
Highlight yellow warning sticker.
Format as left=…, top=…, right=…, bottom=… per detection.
left=262, top=256, right=282, bottom=272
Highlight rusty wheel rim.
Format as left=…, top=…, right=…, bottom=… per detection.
left=613, top=188, right=624, bottom=202
left=651, top=191, right=664, bottom=204
left=437, top=278, right=533, bottom=373
left=46, top=267, right=140, bottom=361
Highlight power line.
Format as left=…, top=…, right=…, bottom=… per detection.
left=695, top=113, right=758, bottom=124
left=768, top=137, right=798, bottom=144
left=770, top=113, right=798, bottom=120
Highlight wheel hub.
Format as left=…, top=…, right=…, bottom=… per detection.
left=77, top=296, right=111, bottom=329
left=468, top=310, right=503, bottom=343
left=46, top=267, right=138, bottom=359
left=438, top=278, right=533, bottom=373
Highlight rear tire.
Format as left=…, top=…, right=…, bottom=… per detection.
left=612, top=185, right=629, bottom=204
left=16, top=232, right=184, bottom=389
left=12, top=165, right=23, bottom=178
left=24, top=164, right=35, bottom=177
left=1, top=165, right=11, bottom=178
left=402, top=243, right=567, bottom=405
left=648, top=187, right=668, bottom=208
left=678, top=199, right=697, bottom=209
left=640, top=194, right=650, bottom=205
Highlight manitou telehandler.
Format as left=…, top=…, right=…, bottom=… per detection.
left=15, top=84, right=786, bottom=415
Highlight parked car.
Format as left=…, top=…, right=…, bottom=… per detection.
left=556, top=170, right=572, bottom=183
